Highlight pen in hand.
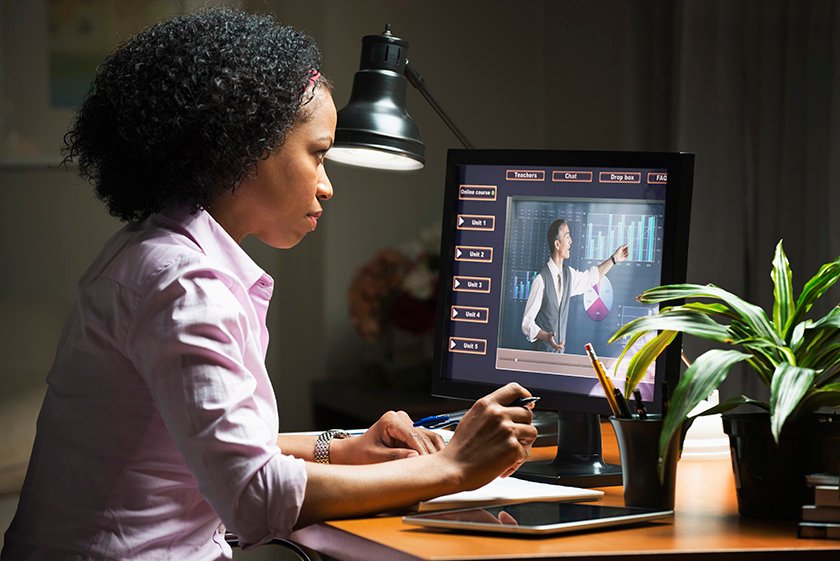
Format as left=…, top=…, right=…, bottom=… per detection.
left=412, top=414, right=451, bottom=428
left=412, top=397, right=540, bottom=428
left=507, top=396, right=540, bottom=408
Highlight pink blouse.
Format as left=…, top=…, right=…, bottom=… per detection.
left=2, top=209, right=307, bottom=560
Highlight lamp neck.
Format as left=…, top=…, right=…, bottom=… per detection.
left=404, top=63, right=474, bottom=150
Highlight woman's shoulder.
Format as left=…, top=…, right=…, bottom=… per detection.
left=84, top=213, right=237, bottom=296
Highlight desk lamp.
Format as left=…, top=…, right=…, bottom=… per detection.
left=325, top=25, right=474, bottom=171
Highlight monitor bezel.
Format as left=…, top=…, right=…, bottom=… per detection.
left=430, top=148, right=694, bottom=416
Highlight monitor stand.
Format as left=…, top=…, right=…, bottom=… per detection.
left=513, top=409, right=622, bottom=487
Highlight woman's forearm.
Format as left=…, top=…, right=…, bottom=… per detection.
left=277, top=434, right=318, bottom=461
left=295, top=452, right=463, bottom=526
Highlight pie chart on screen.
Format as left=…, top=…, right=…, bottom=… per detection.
left=583, top=277, right=613, bottom=321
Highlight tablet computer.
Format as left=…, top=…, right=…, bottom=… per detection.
left=403, top=501, right=673, bottom=536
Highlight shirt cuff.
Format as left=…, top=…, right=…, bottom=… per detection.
left=234, top=453, right=308, bottom=547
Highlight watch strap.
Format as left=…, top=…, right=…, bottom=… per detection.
left=314, top=429, right=352, bottom=464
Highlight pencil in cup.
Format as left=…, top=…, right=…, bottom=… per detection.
left=584, top=343, right=621, bottom=416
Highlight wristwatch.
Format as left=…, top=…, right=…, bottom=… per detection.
left=314, top=429, right=353, bottom=464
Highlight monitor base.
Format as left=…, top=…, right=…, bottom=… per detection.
left=513, top=409, right=623, bottom=488
left=513, top=458, right=622, bottom=488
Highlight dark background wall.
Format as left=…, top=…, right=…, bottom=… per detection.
left=1, top=0, right=837, bottom=429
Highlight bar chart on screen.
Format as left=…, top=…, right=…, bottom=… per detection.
left=585, top=213, right=660, bottom=263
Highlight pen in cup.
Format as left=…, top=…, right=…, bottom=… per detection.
left=632, top=389, right=648, bottom=420
left=613, top=388, right=633, bottom=419
left=661, top=380, right=671, bottom=417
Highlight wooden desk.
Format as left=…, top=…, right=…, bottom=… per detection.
left=293, top=425, right=840, bottom=560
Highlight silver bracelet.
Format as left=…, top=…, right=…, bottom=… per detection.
left=314, top=429, right=353, bottom=464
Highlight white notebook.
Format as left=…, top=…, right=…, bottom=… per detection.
left=418, top=476, right=603, bottom=512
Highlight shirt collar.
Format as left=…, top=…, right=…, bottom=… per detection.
left=547, top=259, right=562, bottom=278
left=156, top=208, right=271, bottom=291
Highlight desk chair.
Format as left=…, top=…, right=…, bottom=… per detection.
left=226, top=533, right=317, bottom=561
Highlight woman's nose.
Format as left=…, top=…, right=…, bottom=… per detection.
left=317, top=168, right=333, bottom=200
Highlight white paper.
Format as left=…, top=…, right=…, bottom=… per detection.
left=420, top=476, right=603, bottom=511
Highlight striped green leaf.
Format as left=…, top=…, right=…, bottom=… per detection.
left=798, top=383, right=840, bottom=413
left=785, top=257, right=840, bottom=340
left=800, top=342, right=840, bottom=371
left=727, top=321, right=785, bottom=380
left=816, top=359, right=840, bottom=386
left=809, top=306, right=840, bottom=329
left=681, top=301, right=738, bottom=319
left=608, top=307, right=732, bottom=345
left=694, top=394, right=769, bottom=416
left=769, top=363, right=817, bottom=442
left=743, top=355, right=774, bottom=387
left=639, top=284, right=781, bottom=345
left=622, top=330, right=677, bottom=396
left=611, top=330, right=649, bottom=379
left=791, top=307, right=840, bottom=353
left=793, top=317, right=839, bottom=373
left=771, top=241, right=794, bottom=338
left=658, top=349, right=751, bottom=470
left=801, top=330, right=839, bottom=362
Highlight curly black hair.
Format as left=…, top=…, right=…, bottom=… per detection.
left=62, top=8, right=325, bottom=222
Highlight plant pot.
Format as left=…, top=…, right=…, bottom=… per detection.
left=722, top=412, right=840, bottom=519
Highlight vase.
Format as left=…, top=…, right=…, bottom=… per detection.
left=366, top=328, right=434, bottom=391
left=610, top=415, right=680, bottom=510
left=722, top=412, right=840, bottom=519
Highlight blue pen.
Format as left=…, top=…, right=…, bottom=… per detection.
left=413, top=414, right=449, bottom=428
left=427, top=418, right=461, bottom=430
left=414, top=398, right=538, bottom=428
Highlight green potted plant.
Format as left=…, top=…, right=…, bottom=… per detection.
left=609, top=240, right=840, bottom=518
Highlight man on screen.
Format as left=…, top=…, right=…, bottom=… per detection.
left=521, top=219, right=629, bottom=353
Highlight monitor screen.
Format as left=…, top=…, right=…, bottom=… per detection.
left=431, top=149, right=694, bottom=486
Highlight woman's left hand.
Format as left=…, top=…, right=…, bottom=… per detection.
left=329, top=410, right=446, bottom=464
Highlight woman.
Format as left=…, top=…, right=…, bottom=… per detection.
left=1, top=8, right=536, bottom=561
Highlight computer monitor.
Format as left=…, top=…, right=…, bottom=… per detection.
left=431, top=149, right=694, bottom=487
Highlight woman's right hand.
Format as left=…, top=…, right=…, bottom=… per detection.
left=296, top=382, right=537, bottom=527
left=441, top=383, right=538, bottom=488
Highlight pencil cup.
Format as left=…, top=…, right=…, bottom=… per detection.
left=609, top=415, right=680, bottom=510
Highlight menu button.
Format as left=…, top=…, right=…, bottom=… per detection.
left=449, top=337, right=487, bottom=355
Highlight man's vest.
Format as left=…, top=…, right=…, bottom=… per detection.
left=533, top=263, right=572, bottom=352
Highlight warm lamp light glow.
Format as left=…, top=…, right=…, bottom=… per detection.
left=326, top=146, right=424, bottom=171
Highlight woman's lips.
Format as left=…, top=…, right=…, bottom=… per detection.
left=307, top=211, right=322, bottom=230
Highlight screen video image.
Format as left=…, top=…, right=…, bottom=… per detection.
left=441, top=162, right=670, bottom=401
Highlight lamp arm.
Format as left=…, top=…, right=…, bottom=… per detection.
left=404, top=62, right=475, bottom=150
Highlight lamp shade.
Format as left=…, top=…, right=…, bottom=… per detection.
left=326, top=27, right=425, bottom=171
